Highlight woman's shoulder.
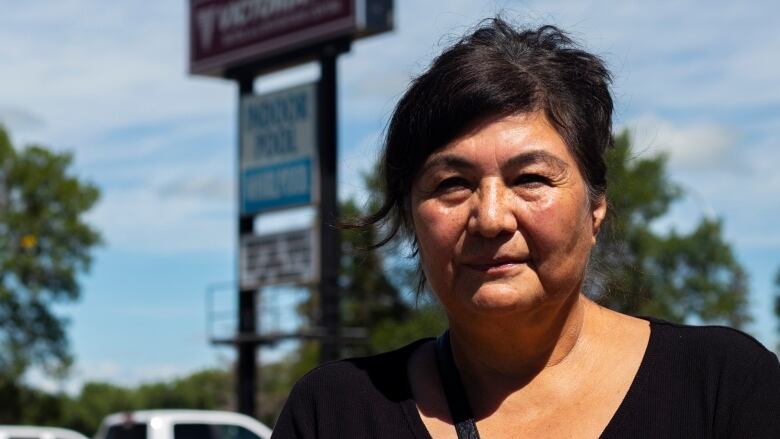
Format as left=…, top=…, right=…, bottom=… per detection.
left=643, top=316, right=776, bottom=361
left=288, top=337, right=433, bottom=402
left=273, top=338, right=433, bottom=438
left=640, top=316, right=779, bottom=391
left=601, top=317, right=780, bottom=437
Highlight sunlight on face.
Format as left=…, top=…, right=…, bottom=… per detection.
left=410, top=112, right=606, bottom=321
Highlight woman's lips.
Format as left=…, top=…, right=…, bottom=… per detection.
left=463, top=260, right=528, bottom=274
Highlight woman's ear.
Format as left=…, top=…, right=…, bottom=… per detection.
left=591, top=196, right=607, bottom=243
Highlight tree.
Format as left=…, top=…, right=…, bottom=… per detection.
left=61, top=382, right=138, bottom=433
left=290, top=165, right=446, bottom=361
left=338, top=166, right=448, bottom=357
left=590, top=130, right=749, bottom=326
left=56, top=368, right=232, bottom=435
left=339, top=198, right=414, bottom=352
left=0, top=125, right=101, bottom=391
left=0, top=380, right=66, bottom=426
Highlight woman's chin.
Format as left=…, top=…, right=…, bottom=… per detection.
left=466, top=284, right=542, bottom=315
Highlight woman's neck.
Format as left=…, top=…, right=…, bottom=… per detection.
left=447, top=292, right=590, bottom=391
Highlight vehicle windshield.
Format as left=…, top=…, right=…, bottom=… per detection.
left=105, top=423, right=147, bottom=439
left=173, top=423, right=261, bottom=439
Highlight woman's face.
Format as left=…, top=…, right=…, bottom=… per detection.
left=410, top=112, right=606, bottom=320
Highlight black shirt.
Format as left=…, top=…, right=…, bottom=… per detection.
left=272, top=318, right=780, bottom=438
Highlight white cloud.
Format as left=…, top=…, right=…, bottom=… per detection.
left=76, top=114, right=232, bottom=167
left=624, top=114, right=741, bottom=170
left=0, top=1, right=234, bottom=161
left=90, top=185, right=234, bottom=253
left=158, top=175, right=233, bottom=201
left=620, top=115, right=780, bottom=252
left=506, top=0, right=780, bottom=113
left=340, top=0, right=514, bottom=123
left=338, top=131, right=383, bottom=203
left=0, top=106, right=46, bottom=133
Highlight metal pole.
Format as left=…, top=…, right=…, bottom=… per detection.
left=317, top=48, right=341, bottom=363
left=237, top=75, right=258, bottom=417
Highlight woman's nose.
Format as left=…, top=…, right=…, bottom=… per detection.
left=467, top=180, right=517, bottom=238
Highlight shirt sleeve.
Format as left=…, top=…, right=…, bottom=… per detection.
left=728, top=348, right=780, bottom=438
left=271, top=379, right=317, bottom=439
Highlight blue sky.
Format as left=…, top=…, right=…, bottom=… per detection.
left=1, top=1, right=778, bottom=391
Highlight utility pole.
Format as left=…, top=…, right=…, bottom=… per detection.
left=236, top=74, right=258, bottom=416
left=317, top=47, right=341, bottom=363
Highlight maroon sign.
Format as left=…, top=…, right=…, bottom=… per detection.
left=190, top=0, right=391, bottom=76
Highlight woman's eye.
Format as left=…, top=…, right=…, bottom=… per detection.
left=435, top=177, right=470, bottom=193
left=513, top=174, right=549, bottom=187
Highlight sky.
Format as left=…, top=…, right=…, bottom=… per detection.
left=1, top=0, right=778, bottom=392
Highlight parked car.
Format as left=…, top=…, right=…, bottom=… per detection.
left=0, top=426, right=89, bottom=439
left=94, top=410, right=272, bottom=439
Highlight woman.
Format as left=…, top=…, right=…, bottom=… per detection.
left=272, top=19, right=780, bottom=438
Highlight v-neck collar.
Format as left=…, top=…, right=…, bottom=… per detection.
left=398, top=318, right=658, bottom=438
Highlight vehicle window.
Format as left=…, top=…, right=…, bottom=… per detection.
left=173, top=423, right=260, bottom=439
left=105, top=424, right=147, bottom=439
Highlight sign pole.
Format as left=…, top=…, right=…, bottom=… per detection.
left=317, top=46, right=341, bottom=362
left=237, top=75, right=258, bottom=417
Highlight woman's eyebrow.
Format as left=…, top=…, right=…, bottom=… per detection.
left=419, top=150, right=569, bottom=175
left=505, top=150, right=569, bottom=171
left=418, top=154, right=475, bottom=175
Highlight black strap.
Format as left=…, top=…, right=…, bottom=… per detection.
left=434, top=330, right=481, bottom=439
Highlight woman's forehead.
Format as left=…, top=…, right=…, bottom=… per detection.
left=421, top=112, right=574, bottom=170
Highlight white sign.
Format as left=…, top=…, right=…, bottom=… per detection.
left=240, top=228, right=318, bottom=288
left=240, top=82, right=318, bottom=214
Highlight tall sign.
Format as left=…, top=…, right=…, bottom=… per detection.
left=190, top=0, right=393, bottom=76
left=189, top=0, right=393, bottom=420
left=240, top=83, right=317, bottom=214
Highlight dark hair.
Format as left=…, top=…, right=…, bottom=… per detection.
left=355, top=18, right=614, bottom=290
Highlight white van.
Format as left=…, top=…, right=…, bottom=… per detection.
left=94, top=410, right=272, bottom=439
left=0, top=426, right=89, bottom=439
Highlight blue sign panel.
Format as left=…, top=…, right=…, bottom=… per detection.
left=241, top=158, right=312, bottom=214
left=240, top=83, right=318, bottom=214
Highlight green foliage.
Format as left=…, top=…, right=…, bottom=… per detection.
left=591, top=131, right=749, bottom=326
left=0, top=125, right=101, bottom=382
left=129, top=369, right=233, bottom=410
left=63, top=382, right=139, bottom=433
left=337, top=167, right=450, bottom=357
left=258, top=342, right=319, bottom=426
left=0, top=376, right=66, bottom=424
left=291, top=164, right=447, bottom=361
left=0, top=368, right=233, bottom=436
left=339, top=199, right=412, bottom=349
left=370, top=305, right=447, bottom=352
